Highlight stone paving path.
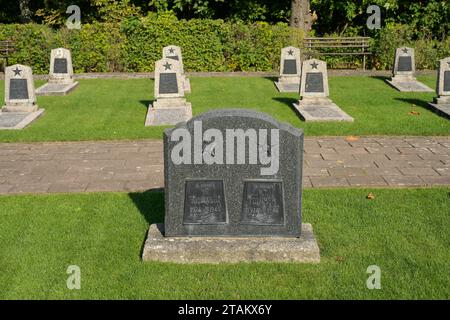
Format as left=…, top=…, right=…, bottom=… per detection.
left=0, top=137, right=449, bottom=195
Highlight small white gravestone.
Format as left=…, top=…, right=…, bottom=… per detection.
left=145, top=58, right=192, bottom=126
left=0, top=64, right=44, bottom=129
left=386, top=47, right=433, bottom=92
left=274, top=46, right=302, bottom=92
left=36, top=48, right=79, bottom=96
left=162, top=45, right=191, bottom=93
left=428, top=57, right=450, bottom=118
left=293, top=59, right=353, bottom=122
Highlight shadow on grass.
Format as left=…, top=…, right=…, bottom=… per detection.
left=129, top=189, right=165, bottom=258
left=128, top=189, right=165, bottom=225
left=272, top=97, right=306, bottom=122
left=139, top=100, right=154, bottom=109
left=370, top=75, right=390, bottom=83
left=395, top=98, right=450, bottom=120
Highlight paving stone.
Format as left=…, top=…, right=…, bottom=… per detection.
left=434, top=167, right=450, bottom=176
left=347, top=176, right=388, bottom=187
left=420, top=176, right=450, bottom=186
left=85, top=181, right=124, bottom=192
left=48, top=182, right=88, bottom=193
left=328, top=167, right=366, bottom=177
left=383, top=176, right=425, bottom=187
left=310, top=177, right=350, bottom=187
left=399, top=167, right=439, bottom=176
left=363, top=167, right=403, bottom=176
left=9, top=183, right=51, bottom=194
left=304, top=168, right=329, bottom=177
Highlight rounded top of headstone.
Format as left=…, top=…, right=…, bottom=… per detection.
left=165, top=109, right=303, bottom=138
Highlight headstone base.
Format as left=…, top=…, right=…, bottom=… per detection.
left=1, top=103, right=39, bottom=113
left=386, top=78, right=433, bottom=92
left=145, top=99, right=192, bottom=126
left=0, top=109, right=45, bottom=130
left=36, top=81, right=79, bottom=96
left=183, top=76, right=191, bottom=93
left=293, top=99, right=354, bottom=122
left=274, top=80, right=300, bottom=93
left=427, top=102, right=450, bottom=119
left=142, top=223, right=320, bottom=264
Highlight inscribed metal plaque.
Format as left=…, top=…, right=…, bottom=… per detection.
left=184, top=180, right=227, bottom=224
left=9, top=79, right=28, bottom=100
left=398, top=56, right=413, bottom=72
left=241, top=181, right=284, bottom=225
left=167, top=55, right=179, bottom=61
left=444, top=71, right=450, bottom=92
left=283, top=59, right=297, bottom=75
left=305, top=73, right=324, bottom=93
left=53, top=58, right=68, bottom=74
left=159, top=73, right=178, bottom=94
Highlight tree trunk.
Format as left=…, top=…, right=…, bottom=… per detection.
left=290, top=0, right=315, bottom=32
left=19, top=0, right=32, bottom=23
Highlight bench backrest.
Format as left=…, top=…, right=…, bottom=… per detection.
left=0, top=40, right=15, bottom=57
left=304, top=37, right=371, bottom=56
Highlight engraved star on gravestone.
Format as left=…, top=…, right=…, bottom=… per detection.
left=13, top=67, right=21, bottom=77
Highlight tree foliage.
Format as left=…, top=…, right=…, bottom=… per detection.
left=0, top=0, right=448, bottom=39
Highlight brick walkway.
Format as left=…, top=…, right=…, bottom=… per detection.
left=0, top=137, right=449, bottom=195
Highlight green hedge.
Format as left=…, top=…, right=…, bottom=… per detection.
left=0, top=15, right=302, bottom=74
left=0, top=17, right=448, bottom=74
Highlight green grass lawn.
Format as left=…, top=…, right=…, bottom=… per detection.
left=0, top=188, right=448, bottom=299
left=0, top=75, right=449, bottom=143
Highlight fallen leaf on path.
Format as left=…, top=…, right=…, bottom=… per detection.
left=409, top=111, right=421, bottom=116
left=345, top=136, right=360, bottom=142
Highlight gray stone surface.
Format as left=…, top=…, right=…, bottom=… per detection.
left=386, top=47, right=433, bottom=92
left=142, top=223, right=320, bottom=264
left=428, top=57, right=450, bottom=118
left=36, top=48, right=79, bottom=96
left=2, top=64, right=39, bottom=112
left=162, top=45, right=191, bottom=93
left=163, top=109, right=304, bottom=237
left=274, top=46, right=301, bottom=92
left=35, top=82, right=79, bottom=96
left=0, top=137, right=449, bottom=195
left=294, top=59, right=353, bottom=122
left=145, top=58, right=192, bottom=126
left=0, top=109, right=44, bottom=129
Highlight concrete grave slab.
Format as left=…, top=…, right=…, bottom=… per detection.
left=274, top=46, right=301, bottom=93
left=428, top=57, right=450, bottom=118
left=145, top=58, right=192, bottom=126
left=386, top=47, right=433, bottom=92
left=293, top=59, right=353, bottom=122
left=36, top=48, right=79, bottom=96
left=162, top=45, right=191, bottom=93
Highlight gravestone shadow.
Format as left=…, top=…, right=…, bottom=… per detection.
left=139, top=100, right=154, bottom=109
left=272, top=97, right=306, bottom=122
left=128, top=189, right=165, bottom=257
left=395, top=98, right=450, bottom=119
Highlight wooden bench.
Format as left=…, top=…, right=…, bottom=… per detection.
left=0, top=40, right=15, bottom=71
left=303, top=37, right=372, bottom=70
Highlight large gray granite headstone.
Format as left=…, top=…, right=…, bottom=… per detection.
left=428, top=57, right=450, bottom=118
left=386, top=47, right=433, bottom=92
left=274, top=46, right=302, bottom=93
left=163, top=109, right=304, bottom=237
left=145, top=58, right=192, bottom=126
left=36, top=48, right=79, bottom=96
left=162, top=45, right=191, bottom=93
left=292, top=59, right=353, bottom=122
